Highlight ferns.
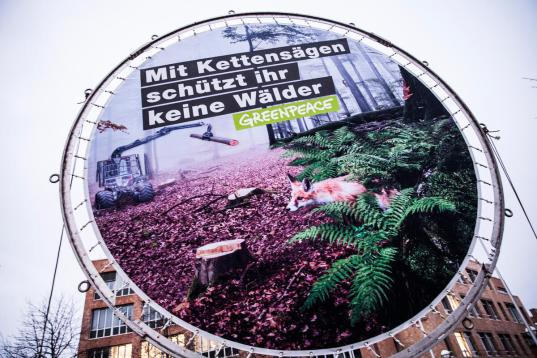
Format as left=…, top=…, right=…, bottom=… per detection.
left=404, top=197, right=456, bottom=217
left=290, top=187, right=456, bottom=324
left=282, top=119, right=472, bottom=325
left=352, top=194, right=387, bottom=230
left=283, top=126, right=357, bottom=181
left=300, top=235, right=397, bottom=321
left=302, top=254, right=362, bottom=310
left=349, top=247, right=397, bottom=324
left=383, top=188, right=415, bottom=233
left=289, top=224, right=365, bottom=247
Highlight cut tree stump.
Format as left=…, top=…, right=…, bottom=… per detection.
left=194, top=239, right=253, bottom=286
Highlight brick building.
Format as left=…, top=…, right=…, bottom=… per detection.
left=361, top=260, right=537, bottom=357
left=78, top=260, right=536, bottom=357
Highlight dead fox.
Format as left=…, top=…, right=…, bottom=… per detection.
left=286, top=173, right=398, bottom=211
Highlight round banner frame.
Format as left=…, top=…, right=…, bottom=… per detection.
left=60, top=12, right=504, bottom=358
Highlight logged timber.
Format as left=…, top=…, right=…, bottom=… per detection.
left=190, top=133, right=239, bottom=146
left=194, top=239, right=252, bottom=286
left=157, top=178, right=176, bottom=189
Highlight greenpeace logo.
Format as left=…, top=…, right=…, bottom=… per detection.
left=233, top=96, right=340, bottom=130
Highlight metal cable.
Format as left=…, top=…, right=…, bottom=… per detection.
left=487, top=135, right=537, bottom=240
left=37, top=225, right=65, bottom=357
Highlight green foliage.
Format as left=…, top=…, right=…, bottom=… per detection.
left=349, top=247, right=397, bottom=324
left=302, top=254, right=362, bottom=310
left=290, top=187, right=455, bottom=323
left=283, top=117, right=476, bottom=325
left=285, top=127, right=357, bottom=181
left=289, top=224, right=366, bottom=247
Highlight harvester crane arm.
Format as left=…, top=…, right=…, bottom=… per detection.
left=110, top=122, right=205, bottom=159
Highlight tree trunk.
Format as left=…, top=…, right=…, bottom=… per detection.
left=296, top=118, right=306, bottom=132
left=244, top=24, right=276, bottom=144
left=321, top=57, right=350, bottom=118
left=355, top=43, right=399, bottom=107
left=376, top=58, right=400, bottom=83
left=346, top=57, right=379, bottom=109
left=194, top=239, right=253, bottom=286
left=331, top=56, right=372, bottom=113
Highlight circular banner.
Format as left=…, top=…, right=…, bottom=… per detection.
left=83, top=17, right=481, bottom=351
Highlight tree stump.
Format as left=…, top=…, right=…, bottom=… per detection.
left=194, top=239, right=252, bottom=286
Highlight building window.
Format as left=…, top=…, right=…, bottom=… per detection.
left=496, top=285, right=508, bottom=294
left=506, top=303, right=523, bottom=323
left=454, top=332, right=479, bottom=357
left=497, top=302, right=509, bottom=321
left=441, top=295, right=459, bottom=314
left=87, top=344, right=132, bottom=358
left=88, top=347, right=110, bottom=358
left=460, top=295, right=480, bottom=318
left=480, top=299, right=499, bottom=320
left=518, top=306, right=531, bottom=323
left=94, top=272, right=134, bottom=300
left=141, top=334, right=186, bottom=358
left=195, top=336, right=240, bottom=358
left=478, top=332, right=499, bottom=356
left=466, top=269, right=478, bottom=283
left=90, top=305, right=133, bottom=338
left=142, top=305, right=166, bottom=329
left=514, top=334, right=530, bottom=354
left=498, top=334, right=518, bottom=355
left=522, top=332, right=537, bottom=348
left=442, top=297, right=453, bottom=314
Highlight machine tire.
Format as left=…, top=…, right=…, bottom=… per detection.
left=136, top=182, right=155, bottom=203
left=95, top=190, right=116, bottom=209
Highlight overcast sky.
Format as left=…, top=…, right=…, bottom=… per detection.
left=0, top=0, right=535, bottom=340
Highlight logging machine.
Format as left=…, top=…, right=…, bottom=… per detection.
left=94, top=122, right=238, bottom=209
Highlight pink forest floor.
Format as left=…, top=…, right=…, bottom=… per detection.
left=95, top=147, right=381, bottom=349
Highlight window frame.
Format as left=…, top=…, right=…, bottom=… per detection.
left=460, top=294, right=480, bottom=318
left=477, top=332, right=499, bottom=356
left=142, top=305, right=166, bottom=329
left=506, top=303, right=523, bottom=324
left=87, top=343, right=132, bottom=358
left=498, top=333, right=518, bottom=355
left=454, top=331, right=479, bottom=357
left=94, top=271, right=134, bottom=300
left=90, top=304, right=133, bottom=339
left=466, top=269, right=478, bottom=283
left=480, top=299, right=499, bottom=320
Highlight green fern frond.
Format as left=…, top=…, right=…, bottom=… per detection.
left=383, top=188, right=414, bottom=231
left=349, top=247, right=397, bottom=325
left=287, top=157, right=312, bottom=166
left=302, top=254, right=362, bottom=310
left=289, top=224, right=365, bottom=248
left=353, top=194, right=386, bottom=230
left=331, top=126, right=356, bottom=147
left=404, top=197, right=456, bottom=217
left=313, top=201, right=352, bottom=221
left=296, top=161, right=324, bottom=181
left=311, top=161, right=339, bottom=181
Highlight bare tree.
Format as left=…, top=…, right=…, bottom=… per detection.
left=0, top=296, right=79, bottom=358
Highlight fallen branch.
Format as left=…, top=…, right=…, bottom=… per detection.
left=193, top=195, right=227, bottom=213
left=163, top=193, right=223, bottom=216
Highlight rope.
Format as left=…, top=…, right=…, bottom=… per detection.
left=485, top=130, right=537, bottom=241
left=37, top=225, right=65, bottom=357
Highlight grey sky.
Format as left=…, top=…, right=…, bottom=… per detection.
left=0, top=0, right=535, bottom=339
